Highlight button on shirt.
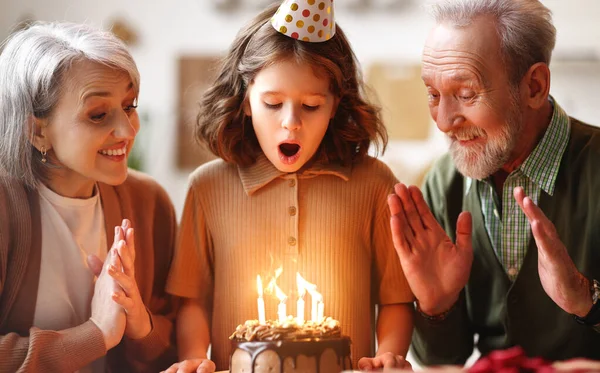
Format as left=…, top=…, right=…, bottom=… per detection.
left=466, top=100, right=570, bottom=281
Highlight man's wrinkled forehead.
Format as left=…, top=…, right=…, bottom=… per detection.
left=425, top=17, right=500, bottom=57
left=421, top=48, right=488, bottom=87
left=421, top=18, right=503, bottom=85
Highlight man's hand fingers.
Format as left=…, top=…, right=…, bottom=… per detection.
left=514, top=187, right=560, bottom=256
left=523, top=196, right=555, bottom=237
left=389, top=185, right=403, bottom=216
left=408, top=185, right=437, bottom=229
left=395, top=183, right=426, bottom=235
left=514, top=187, right=554, bottom=235
left=530, top=219, right=556, bottom=259
left=513, top=186, right=529, bottom=215
left=390, top=195, right=417, bottom=256
left=456, top=211, right=473, bottom=252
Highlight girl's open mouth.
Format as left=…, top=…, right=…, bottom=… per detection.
left=278, top=142, right=302, bottom=165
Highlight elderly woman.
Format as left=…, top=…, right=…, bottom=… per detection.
left=0, top=22, right=177, bottom=372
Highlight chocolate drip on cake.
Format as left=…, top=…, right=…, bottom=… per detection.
left=229, top=318, right=352, bottom=373
left=231, top=338, right=351, bottom=373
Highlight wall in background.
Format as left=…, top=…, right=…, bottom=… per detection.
left=1, top=0, right=599, bottom=214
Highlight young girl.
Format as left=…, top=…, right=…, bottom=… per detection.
left=165, top=1, right=413, bottom=372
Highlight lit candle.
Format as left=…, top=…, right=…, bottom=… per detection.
left=257, top=275, right=266, bottom=324
left=317, top=297, right=324, bottom=322
left=296, top=273, right=306, bottom=325
left=297, top=273, right=322, bottom=322
left=274, top=283, right=288, bottom=323
left=311, top=295, right=319, bottom=322
left=278, top=300, right=287, bottom=323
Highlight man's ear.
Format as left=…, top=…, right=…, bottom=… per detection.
left=30, top=116, right=51, bottom=151
left=520, top=62, right=551, bottom=110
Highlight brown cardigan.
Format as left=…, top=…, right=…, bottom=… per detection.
left=0, top=170, right=178, bottom=372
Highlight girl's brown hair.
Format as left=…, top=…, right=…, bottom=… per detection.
left=196, top=3, right=387, bottom=167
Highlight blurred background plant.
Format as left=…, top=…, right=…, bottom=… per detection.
left=127, top=110, right=149, bottom=171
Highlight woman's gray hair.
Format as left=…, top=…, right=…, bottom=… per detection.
left=0, top=21, right=140, bottom=188
left=430, top=0, right=556, bottom=85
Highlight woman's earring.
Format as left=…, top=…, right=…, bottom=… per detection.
left=41, top=146, right=47, bottom=163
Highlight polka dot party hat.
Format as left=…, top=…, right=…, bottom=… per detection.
left=271, top=0, right=336, bottom=43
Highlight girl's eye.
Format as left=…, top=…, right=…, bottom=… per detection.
left=90, top=113, right=106, bottom=121
left=264, top=103, right=282, bottom=109
left=303, top=104, right=320, bottom=111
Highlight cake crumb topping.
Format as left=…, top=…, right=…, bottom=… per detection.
left=230, top=317, right=342, bottom=341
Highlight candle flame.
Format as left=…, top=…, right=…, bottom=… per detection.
left=296, top=272, right=322, bottom=301
left=296, top=272, right=307, bottom=298
left=274, top=282, right=287, bottom=302
left=257, top=275, right=263, bottom=298
left=266, top=278, right=287, bottom=302
left=265, top=267, right=287, bottom=302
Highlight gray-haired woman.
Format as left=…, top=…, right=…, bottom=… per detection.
left=0, top=22, right=178, bottom=372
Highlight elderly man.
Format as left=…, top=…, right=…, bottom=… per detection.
left=389, top=0, right=600, bottom=365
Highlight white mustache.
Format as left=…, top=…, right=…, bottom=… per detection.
left=447, top=126, right=486, bottom=141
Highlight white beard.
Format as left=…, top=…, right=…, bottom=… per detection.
left=449, top=105, right=522, bottom=180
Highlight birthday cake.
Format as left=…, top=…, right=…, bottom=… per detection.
left=229, top=317, right=352, bottom=373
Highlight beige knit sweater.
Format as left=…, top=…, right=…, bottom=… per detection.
left=166, top=155, right=413, bottom=370
left=0, top=170, right=179, bottom=372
